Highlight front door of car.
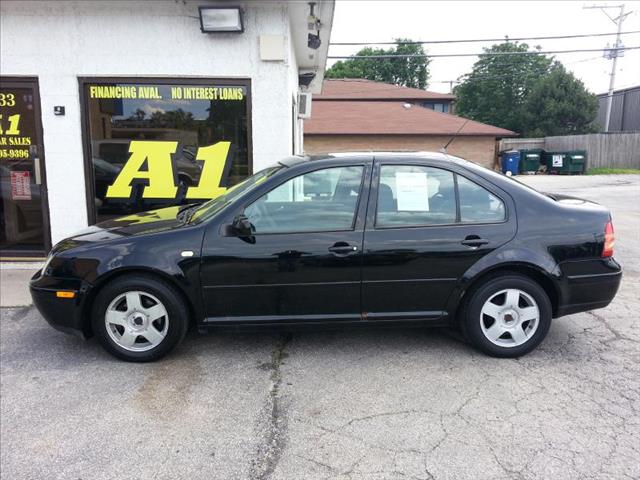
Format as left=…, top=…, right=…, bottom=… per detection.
left=361, top=160, right=516, bottom=321
left=200, top=162, right=371, bottom=323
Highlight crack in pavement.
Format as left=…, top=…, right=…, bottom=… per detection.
left=249, top=333, right=292, bottom=480
left=586, top=310, right=638, bottom=344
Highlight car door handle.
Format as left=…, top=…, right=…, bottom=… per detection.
left=328, top=243, right=359, bottom=256
left=461, top=236, right=489, bottom=247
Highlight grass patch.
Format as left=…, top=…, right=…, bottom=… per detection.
left=586, top=167, right=640, bottom=175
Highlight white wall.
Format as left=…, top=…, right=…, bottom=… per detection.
left=0, top=0, right=300, bottom=244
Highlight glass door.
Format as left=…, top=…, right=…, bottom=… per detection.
left=0, top=78, right=49, bottom=256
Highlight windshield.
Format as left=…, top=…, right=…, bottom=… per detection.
left=189, top=166, right=282, bottom=223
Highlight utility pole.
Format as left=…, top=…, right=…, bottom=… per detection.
left=584, top=4, right=632, bottom=132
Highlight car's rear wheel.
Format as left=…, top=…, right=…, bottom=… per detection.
left=461, top=274, right=552, bottom=357
left=92, top=275, right=189, bottom=362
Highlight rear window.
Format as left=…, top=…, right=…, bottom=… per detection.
left=457, top=175, right=506, bottom=223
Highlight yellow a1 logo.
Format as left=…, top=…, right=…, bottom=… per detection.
left=105, top=141, right=231, bottom=200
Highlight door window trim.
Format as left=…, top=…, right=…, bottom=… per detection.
left=240, top=164, right=368, bottom=236
left=371, top=162, right=510, bottom=231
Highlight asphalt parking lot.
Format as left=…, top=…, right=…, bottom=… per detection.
left=1, top=174, right=639, bottom=480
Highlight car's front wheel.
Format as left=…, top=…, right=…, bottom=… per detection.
left=461, top=274, right=552, bottom=357
left=92, top=275, right=189, bottom=362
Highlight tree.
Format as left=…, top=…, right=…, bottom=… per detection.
left=129, top=108, right=146, bottom=121
left=149, top=108, right=194, bottom=130
left=454, top=42, right=598, bottom=136
left=522, top=64, right=598, bottom=137
left=325, top=39, right=430, bottom=89
left=454, top=42, right=553, bottom=134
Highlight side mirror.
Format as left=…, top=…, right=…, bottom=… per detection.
left=231, top=214, right=254, bottom=237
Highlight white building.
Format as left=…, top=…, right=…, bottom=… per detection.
left=0, top=0, right=334, bottom=257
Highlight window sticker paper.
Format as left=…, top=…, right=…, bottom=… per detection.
left=395, top=171, right=429, bottom=211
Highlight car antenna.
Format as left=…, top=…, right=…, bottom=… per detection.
left=440, top=118, right=471, bottom=154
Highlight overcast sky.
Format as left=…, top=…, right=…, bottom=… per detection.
left=328, top=1, right=640, bottom=94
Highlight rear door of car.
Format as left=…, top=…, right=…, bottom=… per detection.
left=361, top=156, right=517, bottom=321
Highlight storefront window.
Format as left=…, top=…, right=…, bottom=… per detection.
left=1, top=80, right=48, bottom=254
left=83, top=79, right=250, bottom=223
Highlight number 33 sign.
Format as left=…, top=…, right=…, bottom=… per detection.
left=105, top=141, right=231, bottom=200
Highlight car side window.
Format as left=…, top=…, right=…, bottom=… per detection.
left=376, top=165, right=456, bottom=227
left=244, top=166, right=364, bottom=234
left=457, top=175, right=506, bottom=223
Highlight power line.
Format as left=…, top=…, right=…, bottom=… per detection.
left=317, top=86, right=455, bottom=97
left=433, top=71, right=592, bottom=85
left=564, top=55, right=605, bottom=65
left=323, top=53, right=630, bottom=91
left=328, top=46, right=640, bottom=59
left=320, top=70, right=588, bottom=95
left=330, top=30, right=640, bottom=46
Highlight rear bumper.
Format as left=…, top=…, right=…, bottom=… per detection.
left=30, top=270, right=92, bottom=338
left=556, top=258, right=622, bottom=317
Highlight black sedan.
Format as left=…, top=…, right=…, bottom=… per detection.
left=30, top=153, right=622, bottom=361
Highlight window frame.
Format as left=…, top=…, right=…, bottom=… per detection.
left=374, top=164, right=458, bottom=229
left=240, top=164, right=368, bottom=236
left=78, top=76, right=253, bottom=226
left=456, top=172, right=507, bottom=225
left=372, top=162, right=509, bottom=230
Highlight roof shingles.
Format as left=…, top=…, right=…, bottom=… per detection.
left=316, top=78, right=456, bottom=101
left=305, top=100, right=516, bottom=136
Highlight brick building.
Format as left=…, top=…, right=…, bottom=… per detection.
left=304, top=79, right=516, bottom=168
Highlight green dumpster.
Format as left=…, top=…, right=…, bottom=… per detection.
left=544, top=150, right=587, bottom=175
left=519, top=149, right=544, bottom=173
left=566, top=151, right=587, bottom=174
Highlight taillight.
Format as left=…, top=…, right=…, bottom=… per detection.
left=603, top=221, right=615, bottom=257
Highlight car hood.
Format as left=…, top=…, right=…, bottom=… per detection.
left=51, top=206, right=187, bottom=254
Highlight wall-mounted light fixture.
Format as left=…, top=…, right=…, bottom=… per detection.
left=306, top=2, right=321, bottom=49
left=308, top=32, right=321, bottom=50
left=307, top=2, right=321, bottom=30
left=199, top=6, right=244, bottom=33
left=299, top=71, right=316, bottom=88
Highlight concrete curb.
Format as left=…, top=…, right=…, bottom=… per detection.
left=1, top=262, right=43, bottom=270
left=1, top=267, right=39, bottom=307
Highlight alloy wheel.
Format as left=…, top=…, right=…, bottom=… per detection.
left=479, top=288, right=540, bottom=347
left=104, top=291, right=169, bottom=352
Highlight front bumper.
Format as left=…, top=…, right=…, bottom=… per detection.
left=30, top=270, right=92, bottom=338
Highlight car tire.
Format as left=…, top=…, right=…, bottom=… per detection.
left=460, top=273, right=552, bottom=358
left=91, top=274, right=189, bottom=362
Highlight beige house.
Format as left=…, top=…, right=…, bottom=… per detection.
left=304, top=79, right=516, bottom=168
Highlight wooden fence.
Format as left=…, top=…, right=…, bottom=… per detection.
left=500, top=133, right=640, bottom=169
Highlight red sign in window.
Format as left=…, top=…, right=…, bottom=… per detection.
left=10, top=171, right=31, bottom=200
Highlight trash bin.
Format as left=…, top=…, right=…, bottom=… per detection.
left=566, top=151, right=587, bottom=174
left=543, top=151, right=566, bottom=174
left=544, top=151, right=587, bottom=175
left=519, top=149, right=545, bottom=174
left=501, top=150, right=520, bottom=176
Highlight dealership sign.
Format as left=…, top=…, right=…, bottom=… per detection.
left=105, top=140, right=231, bottom=200
left=84, top=80, right=250, bottom=221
